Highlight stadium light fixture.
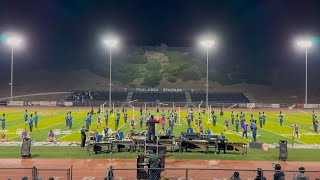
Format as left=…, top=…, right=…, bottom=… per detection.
left=5, top=34, right=24, bottom=101
left=7, top=35, right=23, bottom=47
left=103, top=39, right=118, bottom=48
left=200, top=39, right=215, bottom=108
left=295, top=38, right=313, bottom=105
left=200, top=40, right=215, bottom=48
left=102, top=38, right=119, bottom=108
left=296, top=40, right=312, bottom=48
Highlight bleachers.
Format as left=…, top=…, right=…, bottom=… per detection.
left=67, top=90, right=250, bottom=103
left=131, top=92, right=186, bottom=102
left=67, top=91, right=128, bottom=102
left=190, top=92, right=249, bottom=103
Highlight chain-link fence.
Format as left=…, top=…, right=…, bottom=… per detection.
left=0, top=167, right=71, bottom=180
left=107, top=167, right=320, bottom=180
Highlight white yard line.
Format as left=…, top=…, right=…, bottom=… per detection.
left=298, top=109, right=309, bottom=114
left=259, top=127, right=305, bottom=144
left=8, top=115, right=87, bottom=141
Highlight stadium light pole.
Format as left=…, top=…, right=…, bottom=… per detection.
left=103, top=39, right=118, bottom=108
left=200, top=40, right=215, bottom=108
left=296, top=39, right=312, bottom=104
left=6, top=35, right=23, bottom=101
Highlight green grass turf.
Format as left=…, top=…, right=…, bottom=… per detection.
left=0, top=108, right=319, bottom=144
left=0, top=146, right=319, bottom=161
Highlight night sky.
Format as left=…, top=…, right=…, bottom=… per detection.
left=0, top=0, right=320, bottom=85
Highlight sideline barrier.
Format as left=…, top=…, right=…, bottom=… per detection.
left=7, top=101, right=24, bottom=106
left=107, top=167, right=320, bottom=180
left=0, top=167, right=71, bottom=180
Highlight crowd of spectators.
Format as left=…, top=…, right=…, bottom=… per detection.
left=68, top=90, right=96, bottom=102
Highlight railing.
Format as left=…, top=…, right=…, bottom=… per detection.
left=0, top=167, right=72, bottom=180
left=106, top=167, right=320, bottom=180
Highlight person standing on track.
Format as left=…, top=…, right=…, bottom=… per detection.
left=1, top=114, right=5, bottom=130
left=279, top=111, right=284, bottom=126
left=34, top=111, right=39, bottom=128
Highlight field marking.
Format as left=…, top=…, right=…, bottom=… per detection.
left=56, top=111, right=133, bottom=141
left=298, top=109, right=308, bottom=114
left=8, top=114, right=87, bottom=141
left=203, top=113, right=250, bottom=141
left=258, top=127, right=304, bottom=144
left=267, top=113, right=315, bottom=132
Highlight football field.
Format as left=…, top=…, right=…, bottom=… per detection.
left=0, top=107, right=319, bottom=144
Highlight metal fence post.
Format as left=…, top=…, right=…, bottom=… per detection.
left=186, top=168, right=188, bottom=180
left=32, top=166, right=38, bottom=180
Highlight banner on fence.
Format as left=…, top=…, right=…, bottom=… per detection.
left=64, top=102, right=73, bottom=107
left=27, top=101, right=41, bottom=106
left=304, top=104, right=320, bottom=109
left=247, top=103, right=255, bottom=108
left=296, top=104, right=304, bottom=109
left=39, top=101, right=57, bottom=106
left=271, top=104, right=280, bottom=108
left=263, top=104, right=273, bottom=108
left=238, top=103, right=247, bottom=108
left=7, top=101, right=24, bottom=106
left=255, top=103, right=264, bottom=108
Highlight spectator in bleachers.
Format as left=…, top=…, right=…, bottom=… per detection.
left=47, top=130, right=55, bottom=142
left=230, top=171, right=241, bottom=180
left=273, top=164, right=285, bottom=180
left=293, top=167, right=309, bottom=180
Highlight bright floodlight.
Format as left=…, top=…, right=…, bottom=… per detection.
left=103, top=39, right=118, bottom=48
left=7, top=35, right=23, bottom=47
left=296, top=40, right=312, bottom=48
left=200, top=40, right=215, bottom=48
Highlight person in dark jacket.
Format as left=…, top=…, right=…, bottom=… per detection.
left=80, top=126, right=88, bottom=147
left=147, top=115, right=157, bottom=143
left=254, top=168, right=266, bottom=180
left=273, top=164, right=285, bottom=180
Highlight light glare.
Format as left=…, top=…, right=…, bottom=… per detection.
left=103, top=39, right=118, bottom=48
left=296, top=40, right=312, bottom=48
left=6, top=35, right=23, bottom=47
left=200, top=40, right=215, bottom=48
